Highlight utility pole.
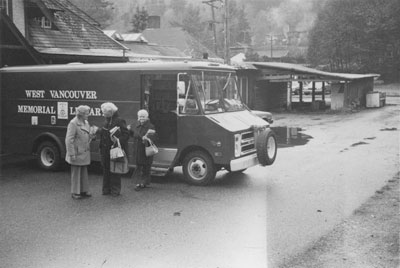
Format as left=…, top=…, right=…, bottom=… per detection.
left=201, top=0, right=229, bottom=64
left=224, top=0, right=230, bottom=64
left=202, top=0, right=220, bottom=56
left=265, top=35, right=274, bottom=58
left=269, top=35, right=273, bottom=58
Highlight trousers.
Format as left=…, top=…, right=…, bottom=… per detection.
left=134, top=164, right=151, bottom=185
left=102, top=167, right=122, bottom=195
left=71, top=165, right=89, bottom=194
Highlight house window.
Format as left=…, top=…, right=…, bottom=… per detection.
left=0, top=0, right=8, bottom=14
left=385, top=45, right=394, bottom=58
left=34, top=17, right=52, bottom=29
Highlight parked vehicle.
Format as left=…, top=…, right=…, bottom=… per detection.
left=0, top=61, right=277, bottom=185
left=292, top=82, right=331, bottom=95
left=250, top=110, right=273, bottom=124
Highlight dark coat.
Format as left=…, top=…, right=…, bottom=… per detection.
left=99, top=112, right=129, bottom=168
left=130, top=120, right=157, bottom=165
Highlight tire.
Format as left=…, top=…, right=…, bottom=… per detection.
left=256, top=129, right=277, bottom=166
left=36, top=141, right=62, bottom=171
left=182, top=150, right=216, bottom=186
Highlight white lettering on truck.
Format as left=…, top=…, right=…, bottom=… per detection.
left=25, top=90, right=45, bottom=98
left=24, top=90, right=97, bottom=99
left=69, top=107, right=101, bottom=116
left=17, top=105, right=56, bottom=114
left=49, top=90, right=97, bottom=99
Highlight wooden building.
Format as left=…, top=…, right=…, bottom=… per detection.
left=0, top=11, right=44, bottom=66
left=237, top=62, right=379, bottom=111
left=0, top=0, right=128, bottom=67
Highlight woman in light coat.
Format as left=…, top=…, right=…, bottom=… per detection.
left=65, top=105, right=94, bottom=199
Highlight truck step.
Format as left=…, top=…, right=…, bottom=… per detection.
left=150, top=167, right=170, bottom=177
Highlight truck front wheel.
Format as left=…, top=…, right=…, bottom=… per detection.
left=256, top=129, right=277, bottom=166
left=182, top=150, right=216, bottom=186
left=37, top=141, right=62, bottom=171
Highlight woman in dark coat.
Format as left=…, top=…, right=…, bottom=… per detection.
left=129, top=109, right=157, bottom=191
left=99, top=102, right=129, bottom=196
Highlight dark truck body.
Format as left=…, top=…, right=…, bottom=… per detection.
left=1, top=61, right=277, bottom=185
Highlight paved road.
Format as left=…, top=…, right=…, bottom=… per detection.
left=0, top=160, right=269, bottom=268
left=0, top=98, right=399, bottom=268
left=265, top=99, right=400, bottom=266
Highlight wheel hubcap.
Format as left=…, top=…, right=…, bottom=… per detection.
left=188, top=158, right=207, bottom=180
left=267, top=136, right=276, bottom=158
left=41, top=148, right=55, bottom=167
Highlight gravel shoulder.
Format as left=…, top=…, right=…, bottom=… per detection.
left=280, top=173, right=399, bottom=268
left=274, top=83, right=400, bottom=268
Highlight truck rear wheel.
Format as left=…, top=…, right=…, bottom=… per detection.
left=256, top=129, right=277, bottom=166
left=182, top=150, right=216, bottom=186
left=37, top=141, right=62, bottom=171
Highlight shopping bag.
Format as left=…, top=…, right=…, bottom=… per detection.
left=110, top=139, right=125, bottom=160
left=110, top=154, right=129, bottom=174
left=145, top=138, right=158, bottom=157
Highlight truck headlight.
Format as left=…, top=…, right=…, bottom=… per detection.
left=234, top=134, right=241, bottom=157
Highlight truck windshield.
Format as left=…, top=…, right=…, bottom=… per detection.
left=191, top=71, right=245, bottom=114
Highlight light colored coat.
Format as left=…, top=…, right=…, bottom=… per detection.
left=65, top=117, right=91, bottom=166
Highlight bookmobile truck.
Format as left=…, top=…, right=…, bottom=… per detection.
left=0, top=61, right=277, bottom=185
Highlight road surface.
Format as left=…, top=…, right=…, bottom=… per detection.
left=0, top=96, right=398, bottom=268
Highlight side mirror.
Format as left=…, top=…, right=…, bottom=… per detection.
left=177, top=81, right=185, bottom=95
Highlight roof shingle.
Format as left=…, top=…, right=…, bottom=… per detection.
left=27, top=0, right=125, bottom=52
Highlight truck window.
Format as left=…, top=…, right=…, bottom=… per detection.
left=178, top=80, right=199, bottom=115
left=191, top=72, right=245, bottom=114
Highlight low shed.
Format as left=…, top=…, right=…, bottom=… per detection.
left=236, top=62, right=379, bottom=111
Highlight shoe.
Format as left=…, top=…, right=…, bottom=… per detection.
left=71, top=194, right=82, bottom=199
left=134, top=184, right=141, bottom=191
left=81, top=192, right=92, bottom=198
left=111, top=192, right=120, bottom=197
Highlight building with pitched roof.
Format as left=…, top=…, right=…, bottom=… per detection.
left=0, top=11, right=44, bottom=66
left=0, top=0, right=128, bottom=66
left=104, top=30, right=190, bottom=62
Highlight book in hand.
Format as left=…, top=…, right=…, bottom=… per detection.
left=110, top=126, right=120, bottom=136
left=89, top=125, right=99, bottom=135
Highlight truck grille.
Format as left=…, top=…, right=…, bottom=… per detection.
left=240, top=131, right=256, bottom=155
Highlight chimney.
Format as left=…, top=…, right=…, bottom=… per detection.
left=148, top=16, right=161, bottom=29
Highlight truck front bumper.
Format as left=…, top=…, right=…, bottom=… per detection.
left=230, top=153, right=259, bottom=171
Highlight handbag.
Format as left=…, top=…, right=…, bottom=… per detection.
left=145, top=138, right=158, bottom=157
left=110, top=139, right=125, bottom=160
left=110, top=153, right=129, bottom=174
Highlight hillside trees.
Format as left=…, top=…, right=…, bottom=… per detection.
left=131, top=6, right=149, bottom=32
left=228, top=1, right=252, bottom=45
left=144, top=0, right=167, bottom=15
left=70, top=0, right=114, bottom=28
left=177, top=4, right=205, bottom=40
left=167, top=2, right=217, bottom=55
left=308, top=0, right=400, bottom=81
